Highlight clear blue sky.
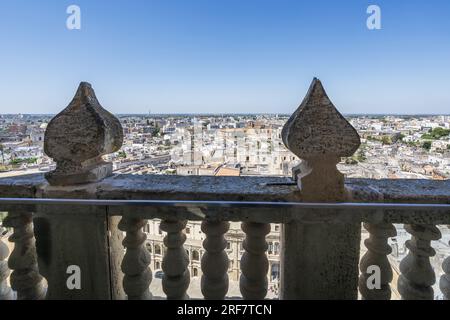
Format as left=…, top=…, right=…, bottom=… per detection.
left=0, top=0, right=449, bottom=114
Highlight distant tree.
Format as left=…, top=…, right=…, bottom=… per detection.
left=381, top=136, right=392, bottom=145
left=0, top=144, right=4, bottom=165
left=152, top=125, right=160, bottom=137
left=10, top=157, right=37, bottom=165
left=421, top=127, right=450, bottom=140
left=356, top=150, right=367, bottom=162
left=392, top=133, right=405, bottom=143
left=344, top=157, right=358, bottom=165
left=422, top=141, right=432, bottom=151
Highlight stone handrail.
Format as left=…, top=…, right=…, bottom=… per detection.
left=0, top=79, right=448, bottom=300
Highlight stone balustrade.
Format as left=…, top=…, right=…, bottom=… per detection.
left=0, top=80, right=449, bottom=300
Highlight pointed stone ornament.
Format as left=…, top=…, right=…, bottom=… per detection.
left=44, top=82, right=123, bottom=185
left=282, top=78, right=360, bottom=201
left=282, top=77, right=360, bottom=160
left=280, top=78, right=362, bottom=300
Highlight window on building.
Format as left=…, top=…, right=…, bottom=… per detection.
left=193, top=268, right=198, bottom=277
left=155, top=245, right=162, bottom=255
left=185, top=227, right=190, bottom=234
left=271, top=263, right=280, bottom=280
left=226, top=241, right=231, bottom=250
left=192, top=250, right=200, bottom=261
left=146, top=242, right=152, bottom=253
left=268, top=242, right=273, bottom=254
left=155, top=261, right=160, bottom=270
left=274, top=242, right=280, bottom=255
left=274, top=225, right=280, bottom=232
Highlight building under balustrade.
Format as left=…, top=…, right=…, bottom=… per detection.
left=143, top=220, right=281, bottom=284
left=0, top=79, right=450, bottom=300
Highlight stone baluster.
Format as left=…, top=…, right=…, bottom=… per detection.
left=0, top=227, right=13, bottom=300
left=280, top=78, right=362, bottom=299
left=440, top=226, right=450, bottom=300
left=359, top=223, right=397, bottom=300
left=118, top=216, right=152, bottom=300
left=34, top=82, right=125, bottom=299
left=3, top=212, right=45, bottom=300
left=398, top=224, right=441, bottom=300
left=201, top=221, right=229, bottom=300
left=160, top=219, right=190, bottom=299
left=240, top=222, right=270, bottom=299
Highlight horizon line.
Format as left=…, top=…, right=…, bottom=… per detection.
left=1, top=113, right=450, bottom=117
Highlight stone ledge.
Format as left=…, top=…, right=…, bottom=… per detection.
left=0, top=173, right=449, bottom=201
left=0, top=173, right=448, bottom=224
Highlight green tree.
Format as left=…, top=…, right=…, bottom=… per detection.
left=421, top=127, right=450, bottom=140
left=422, top=141, right=432, bottom=151
left=152, top=126, right=160, bottom=136
left=381, top=136, right=392, bottom=145
left=356, top=150, right=367, bottom=162
left=0, top=144, right=4, bottom=165
left=392, top=133, right=405, bottom=143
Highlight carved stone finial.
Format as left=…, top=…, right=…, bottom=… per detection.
left=44, top=82, right=123, bottom=185
left=282, top=78, right=361, bottom=201
left=280, top=79, right=362, bottom=299
left=282, top=78, right=360, bottom=160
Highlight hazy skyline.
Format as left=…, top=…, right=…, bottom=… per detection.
left=1, top=0, right=450, bottom=115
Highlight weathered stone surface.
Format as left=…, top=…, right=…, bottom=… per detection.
left=3, top=212, right=45, bottom=300
left=440, top=228, right=450, bottom=300
left=280, top=78, right=361, bottom=299
left=1, top=173, right=449, bottom=203
left=282, top=78, right=360, bottom=160
left=398, top=224, right=441, bottom=300
left=119, top=215, right=152, bottom=300
left=44, top=82, right=123, bottom=185
left=0, top=228, right=13, bottom=300
left=240, top=222, right=270, bottom=299
left=33, top=206, right=112, bottom=299
left=160, top=219, right=190, bottom=300
left=0, top=174, right=449, bottom=224
left=359, top=222, right=397, bottom=300
left=201, top=221, right=230, bottom=299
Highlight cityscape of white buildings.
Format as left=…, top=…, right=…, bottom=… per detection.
left=0, top=113, right=449, bottom=298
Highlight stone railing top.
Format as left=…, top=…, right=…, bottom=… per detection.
left=0, top=174, right=449, bottom=225
left=0, top=173, right=449, bottom=203
left=44, top=82, right=123, bottom=186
